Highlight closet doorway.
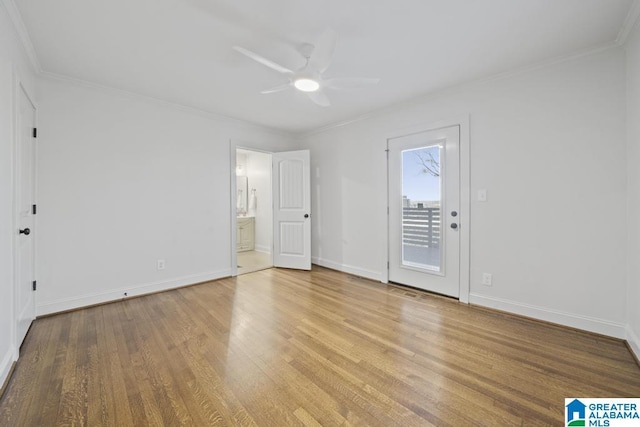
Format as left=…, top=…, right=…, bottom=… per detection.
left=235, top=148, right=273, bottom=275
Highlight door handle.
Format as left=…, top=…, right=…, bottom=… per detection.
left=304, top=214, right=309, bottom=218
left=19, top=228, right=31, bottom=235
left=450, top=223, right=458, bottom=230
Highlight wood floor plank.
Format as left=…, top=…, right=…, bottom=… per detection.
left=1, top=266, right=639, bottom=426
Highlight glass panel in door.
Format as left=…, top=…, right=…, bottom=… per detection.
left=401, top=145, right=442, bottom=272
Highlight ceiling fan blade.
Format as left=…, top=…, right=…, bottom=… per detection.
left=233, top=46, right=293, bottom=74
left=306, top=91, right=331, bottom=107
left=260, top=83, right=291, bottom=94
left=310, top=28, right=337, bottom=73
left=323, top=77, right=381, bottom=90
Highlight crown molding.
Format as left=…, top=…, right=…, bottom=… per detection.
left=1, top=0, right=41, bottom=72
left=39, top=71, right=291, bottom=137
left=616, top=0, right=640, bottom=45
left=301, top=41, right=620, bottom=137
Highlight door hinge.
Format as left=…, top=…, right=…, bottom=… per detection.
left=32, top=204, right=37, bottom=215
left=32, top=128, right=37, bottom=138
left=387, top=261, right=390, bottom=269
left=32, top=280, right=36, bottom=291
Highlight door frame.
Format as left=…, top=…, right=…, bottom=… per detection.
left=384, top=115, right=470, bottom=303
left=229, top=141, right=274, bottom=277
left=12, top=74, right=38, bottom=357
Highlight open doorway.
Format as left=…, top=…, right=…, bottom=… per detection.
left=235, top=148, right=273, bottom=275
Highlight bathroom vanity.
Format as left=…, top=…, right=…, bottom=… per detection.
left=237, top=216, right=255, bottom=252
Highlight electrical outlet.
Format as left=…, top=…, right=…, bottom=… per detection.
left=482, top=273, right=493, bottom=286
left=157, top=259, right=166, bottom=270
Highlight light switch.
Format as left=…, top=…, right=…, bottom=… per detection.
left=477, top=189, right=487, bottom=202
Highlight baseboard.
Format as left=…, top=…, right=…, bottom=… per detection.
left=312, top=257, right=382, bottom=282
left=36, top=269, right=231, bottom=316
left=469, top=293, right=627, bottom=339
left=627, top=324, right=640, bottom=362
left=254, top=245, right=271, bottom=254
left=0, top=347, right=16, bottom=398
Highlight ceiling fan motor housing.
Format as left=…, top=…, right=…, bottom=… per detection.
left=298, top=43, right=315, bottom=60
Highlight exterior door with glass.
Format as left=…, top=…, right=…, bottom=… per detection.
left=388, top=126, right=460, bottom=297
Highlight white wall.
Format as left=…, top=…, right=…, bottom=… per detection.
left=0, top=2, right=37, bottom=389
left=301, top=47, right=628, bottom=338
left=245, top=150, right=272, bottom=253
left=626, top=20, right=640, bottom=358
left=36, top=76, right=294, bottom=315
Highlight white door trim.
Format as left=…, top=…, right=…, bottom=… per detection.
left=229, top=144, right=237, bottom=277
left=229, top=140, right=274, bottom=276
left=383, top=115, right=470, bottom=303
left=12, top=74, right=38, bottom=357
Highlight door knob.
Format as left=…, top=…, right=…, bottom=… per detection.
left=451, top=211, right=458, bottom=217
left=19, top=228, right=31, bottom=235
left=450, top=223, right=458, bottom=230
left=304, top=214, right=309, bottom=218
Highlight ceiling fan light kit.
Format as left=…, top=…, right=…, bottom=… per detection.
left=233, top=28, right=380, bottom=107
left=293, top=78, right=320, bottom=92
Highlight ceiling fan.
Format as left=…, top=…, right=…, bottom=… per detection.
left=233, top=29, right=380, bottom=107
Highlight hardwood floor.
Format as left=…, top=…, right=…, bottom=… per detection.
left=1, top=267, right=639, bottom=426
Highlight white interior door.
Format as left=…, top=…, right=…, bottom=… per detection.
left=272, top=150, right=311, bottom=270
left=16, top=85, right=37, bottom=346
left=388, top=126, right=460, bottom=297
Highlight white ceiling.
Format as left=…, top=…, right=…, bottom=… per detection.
left=12, top=0, right=637, bottom=132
